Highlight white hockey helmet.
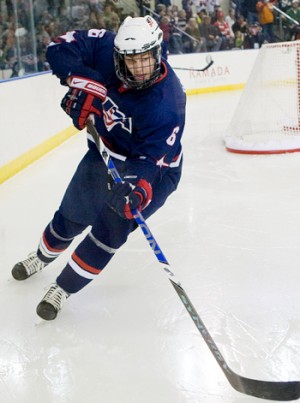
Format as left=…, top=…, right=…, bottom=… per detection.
left=114, top=15, right=163, bottom=90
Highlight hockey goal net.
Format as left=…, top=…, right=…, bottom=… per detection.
left=224, top=41, right=300, bottom=154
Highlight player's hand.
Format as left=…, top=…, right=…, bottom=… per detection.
left=61, top=87, right=102, bottom=130
left=61, top=76, right=107, bottom=130
left=107, top=179, right=152, bottom=219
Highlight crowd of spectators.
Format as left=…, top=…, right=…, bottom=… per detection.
left=155, top=0, right=300, bottom=54
left=0, top=0, right=123, bottom=78
left=0, top=0, right=300, bottom=79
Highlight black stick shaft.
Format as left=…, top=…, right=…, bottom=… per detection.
left=173, top=60, right=214, bottom=72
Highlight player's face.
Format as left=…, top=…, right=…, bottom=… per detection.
left=124, top=51, right=156, bottom=84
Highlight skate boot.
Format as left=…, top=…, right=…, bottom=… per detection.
left=12, top=252, right=47, bottom=280
left=36, top=283, right=70, bottom=320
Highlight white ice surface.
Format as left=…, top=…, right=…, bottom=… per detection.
left=1, top=92, right=300, bottom=403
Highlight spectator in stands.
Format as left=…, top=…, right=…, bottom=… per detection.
left=4, top=0, right=13, bottom=19
left=88, top=9, right=106, bottom=29
left=36, top=22, right=51, bottom=45
left=2, top=31, right=16, bottom=71
left=46, top=0, right=66, bottom=17
left=195, top=9, right=208, bottom=24
left=280, top=0, right=293, bottom=12
left=0, top=13, right=8, bottom=33
left=225, top=8, right=236, bottom=35
left=15, top=25, right=40, bottom=75
left=191, top=0, right=208, bottom=14
left=38, top=10, right=54, bottom=26
left=166, top=3, right=179, bottom=22
left=160, top=15, right=172, bottom=45
left=169, top=30, right=184, bottom=53
left=34, top=0, right=51, bottom=23
left=210, top=4, right=222, bottom=23
left=232, top=15, right=263, bottom=49
left=256, top=0, right=276, bottom=42
left=199, top=14, right=222, bottom=51
left=166, top=7, right=184, bottom=53
left=182, top=0, right=193, bottom=18
left=246, top=22, right=263, bottom=47
left=233, top=29, right=245, bottom=47
left=183, top=16, right=207, bottom=52
left=213, top=9, right=234, bottom=49
left=109, top=11, right=120, bottom=32
left=105, top=0, right=122, bottom=17
left=36, top=45, right=50, bottom=71
left=70, top=1, right=90, bottom=28
left=232, top=14, right=248, bottom=34
left=0, top=37, right=8, bottom=70
left=177, top=8, right=188, bottom=30
left=128, top=10, right=139, bottom=18
left=45, top=18, right=66, bottom=38
left=103, top=3, right=120, bottom=32
left=89, top=0, right=104, bottom=14
left=155, top=0, right=171, bottom=8
left=36, top=32, right=51, bottom=67
left=154, top=3, right=167, bottom=23
left=286, top=0, right=300, bottom=39
left=232, top=0, right=243, bottom=18
left=287, top=0, right=300, bottom=22
left=232, top=14, right=261, bottom=48
left=207, top=0, right=221, bottom=16
left=54, top=6, right=72, bottom=32
left=242, top=0, right=259, bottom=23
left=278, top=0, right=293, bottom=39
left=195, top=10, right=202, bottom=25
left=136, top=0, right=152, bottom=16
left=163, top=5, right=175, bottom=29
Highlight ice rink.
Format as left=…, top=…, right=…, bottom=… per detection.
left=1, top=90, right=300, bottom=403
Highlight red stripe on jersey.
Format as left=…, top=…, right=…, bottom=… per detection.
left=155, top=61, right=168, bottom=84
left=72, top=252, right=102, bottom=275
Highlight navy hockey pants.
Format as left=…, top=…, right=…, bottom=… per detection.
left=39, top=142, right=182, bottom=294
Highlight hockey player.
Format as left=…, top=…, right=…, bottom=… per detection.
left=11, top=15, right=186, bottom=320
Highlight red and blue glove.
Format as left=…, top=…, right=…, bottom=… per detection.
left=61, top=76, right=107, bottom=130
left=107, top=179, right=152, bottom=219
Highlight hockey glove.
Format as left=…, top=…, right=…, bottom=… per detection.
left=61, top=76, right=107, bottom=130
left=107, top=179, right=152, bottom=220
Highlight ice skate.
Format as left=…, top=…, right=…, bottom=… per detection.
left=12, top=252, right=47, bottom=280
left=36, top=283, right=70, bottom=320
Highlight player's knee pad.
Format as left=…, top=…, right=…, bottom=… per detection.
left=91, top=204, right=136, bottom=249
left=52, top=210, right=87, bottom=238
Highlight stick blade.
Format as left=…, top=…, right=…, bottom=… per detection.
left=229, top=375, right=300, bottom=401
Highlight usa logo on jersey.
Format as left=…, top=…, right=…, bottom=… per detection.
left=103, top=97, right=132, bottom=134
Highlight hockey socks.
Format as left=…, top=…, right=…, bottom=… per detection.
left=38, top=211, right=86, bottom=263
left=56, top=230, right=117, bottom=293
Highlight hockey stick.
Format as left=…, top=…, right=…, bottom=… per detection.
left=173, top=55, right=214, bottom=72
left=86, top=120, right=300, bottom=401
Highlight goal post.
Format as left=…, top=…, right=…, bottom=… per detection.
left=224, top=41, right=300, bottom=154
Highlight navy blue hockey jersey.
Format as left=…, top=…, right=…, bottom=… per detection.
left=46, top=29, right=186, bottom=184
